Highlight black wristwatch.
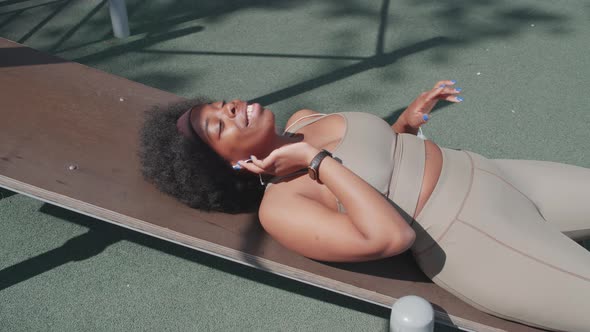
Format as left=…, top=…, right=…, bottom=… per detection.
left=308, top=149, right=333, bottom=182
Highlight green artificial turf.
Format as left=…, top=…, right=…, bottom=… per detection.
left=1, top=0, right=588, bottom=330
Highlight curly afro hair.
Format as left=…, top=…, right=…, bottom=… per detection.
left=139, top=98, right=264, bottom=213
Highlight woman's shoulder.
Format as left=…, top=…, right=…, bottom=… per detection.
left=285, top=109, right=319, bottom=129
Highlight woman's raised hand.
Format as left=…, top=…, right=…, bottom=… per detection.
left=401, top=80, right=463, bottom=129
left=238, top=142, right=319, bottom=176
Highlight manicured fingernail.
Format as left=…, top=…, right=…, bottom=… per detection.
left=455, top=87, right=462, bottom=92
left=456, top=96, right=464, bottom=102
left=439, top=84, right=446, bottom=88
left=233, top=163, right=242, bottom=170
left=450, top=80, right=457, bottom=84
left=423, top=114, right=429, bottom=121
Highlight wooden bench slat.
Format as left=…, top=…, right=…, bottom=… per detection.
left=0, top=38, right=540, bottom=332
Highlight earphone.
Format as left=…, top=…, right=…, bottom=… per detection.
left=232, top=158, right=253, bottom=170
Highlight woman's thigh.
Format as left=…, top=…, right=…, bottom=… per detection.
left=414, top=153, right=590, bottom=331
left=493, top=159, right=590, bottom=240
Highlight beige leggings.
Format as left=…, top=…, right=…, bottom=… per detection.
left=411, top=148, right=590, bottom=331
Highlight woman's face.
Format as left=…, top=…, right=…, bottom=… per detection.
left=189, top=100, right=277, bottom=162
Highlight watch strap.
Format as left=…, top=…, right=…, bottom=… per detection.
left=308, top=149, right=333, bottom=182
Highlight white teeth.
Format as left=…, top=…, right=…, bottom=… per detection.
left=246, top=105, right=253, bottom=126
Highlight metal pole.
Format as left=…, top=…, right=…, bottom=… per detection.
left=109, top=0, right=130, bottom=38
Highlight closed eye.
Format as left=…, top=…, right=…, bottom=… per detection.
left=219, top=121, right=223, bottom=139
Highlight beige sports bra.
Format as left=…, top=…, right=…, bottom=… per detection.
left=269, top=112, right=426, bottom=219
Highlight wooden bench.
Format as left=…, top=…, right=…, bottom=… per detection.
left=0, top=37, right=541, bottom=332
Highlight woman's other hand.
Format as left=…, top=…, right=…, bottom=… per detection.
left=238, top=142, right=319, bottom=176
left=403, top=80, right=463, bottom=128
left=393, top=80, right=463, bottom=134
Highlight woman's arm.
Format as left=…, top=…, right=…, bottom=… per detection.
left=252, top=144, right=416, bottom=262
left=392, top=80, right=463, bottom=135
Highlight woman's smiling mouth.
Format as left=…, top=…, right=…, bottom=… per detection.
left=245, top=103, right=262, bottom=127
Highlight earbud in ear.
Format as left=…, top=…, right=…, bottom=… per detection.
left=232, top=159, right=253, bottom=171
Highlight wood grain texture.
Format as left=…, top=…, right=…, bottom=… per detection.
left=0, top=38, right=541, bottom=332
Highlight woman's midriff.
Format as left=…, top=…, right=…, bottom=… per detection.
left=415, top=140, right=443, bottom=218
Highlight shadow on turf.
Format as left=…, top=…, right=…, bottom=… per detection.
left=16, top=0, right=73, bottom=44
left=250, top=36, right=454, bottom=107
left=0, top=202, right=457, bottom=329
left=52, top=0, right=311, bottom=55
left=7, top=0, right=569, bottom=107
left=0, top=0, right=40, bottom=8
left=0, top=228, right=121, bottom=291
left=0, top=187, right=17, bottom=200
left=45, top=0, right=107, bottom=53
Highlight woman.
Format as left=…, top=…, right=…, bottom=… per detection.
left=139, top=80, right=590, bottom=331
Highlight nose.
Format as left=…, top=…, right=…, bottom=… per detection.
left=223, top=99, right=243, bottom=118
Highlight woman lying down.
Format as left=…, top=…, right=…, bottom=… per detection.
left=139, top=80, right=590, bottom=331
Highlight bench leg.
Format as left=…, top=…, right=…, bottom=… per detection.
left=109, top=0, right=130, bottom=38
